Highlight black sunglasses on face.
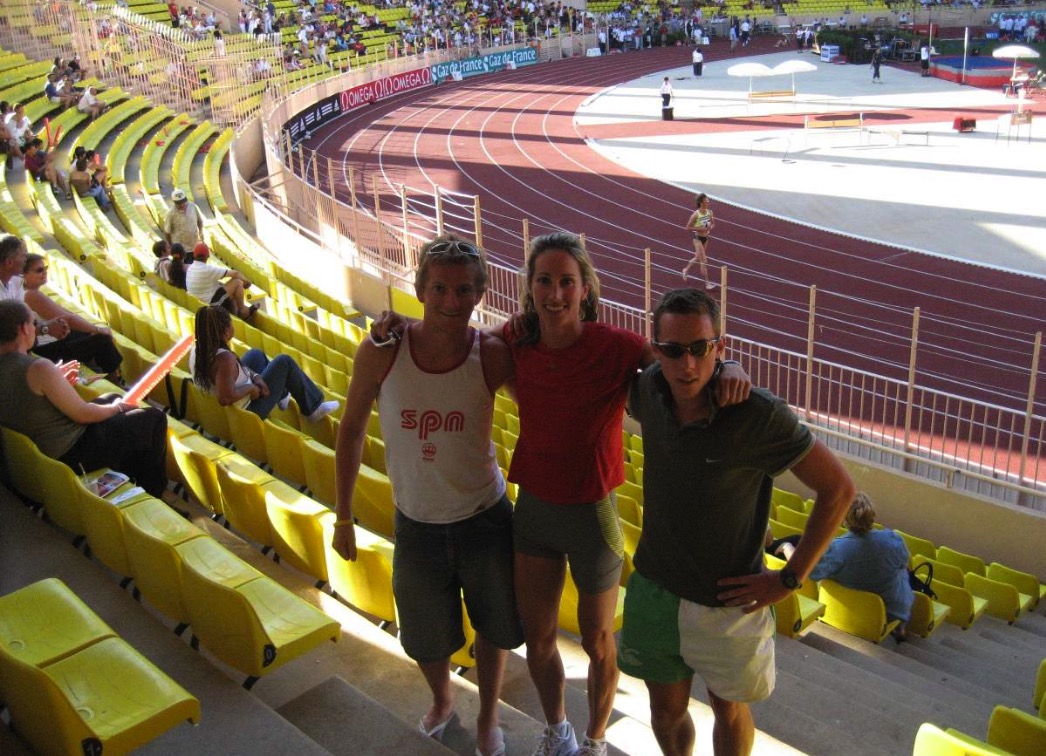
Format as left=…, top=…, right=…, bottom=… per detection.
left=652, top=338, right=721, bottom=359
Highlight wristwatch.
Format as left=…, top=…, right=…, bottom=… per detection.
left=779, top=567, right=802, bottom=591
left=41, top=324, right=49, bottom=336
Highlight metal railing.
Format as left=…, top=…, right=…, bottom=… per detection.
left=253, top=39, right=1044, bottom=511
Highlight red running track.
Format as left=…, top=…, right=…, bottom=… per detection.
left=308, top=40, right=1045, bottom=414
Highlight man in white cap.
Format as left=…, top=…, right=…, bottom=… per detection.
left=164, top=188, right=204, bottom=250
left=185, top=242, right=257, bottom=320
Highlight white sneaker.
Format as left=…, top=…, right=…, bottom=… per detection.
left=278, top=393, right=291, bottom=411
left=576, top=737, right=607, bottom=756
left=306, top=400, right=339, bottom=423
left=533, top=722, right=577, bottom=756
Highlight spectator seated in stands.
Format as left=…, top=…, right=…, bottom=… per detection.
left=0, top=102, right=21, bottom=163
left=0, top=299, right=168, bottom=498
left=4, top=102, right=34, bottom=156
left=152, top=239, right=187, bottom=289
left=810, top=492, right=913, bottom=641
left=190, top=304, right=338, bottom=422
left=22, top=252, right=123, bottom=382
left=77, top=86, right=106, bottom=120
left=23, top=138, right=71, bottom=198
left=70, top=157, right=112, bottom=211
left=185, top=242, right=258, bottom=321
left=43, top=73, right=78, bottom=110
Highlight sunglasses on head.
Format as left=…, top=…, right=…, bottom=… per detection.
left=652, top=338, right=721, bottom=359
left=427, top=240, right=481, bottom=259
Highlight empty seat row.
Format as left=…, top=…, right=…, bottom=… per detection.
left=0, top=426, right=342, bottom=690
left=0, top=578, right=200, bottom=755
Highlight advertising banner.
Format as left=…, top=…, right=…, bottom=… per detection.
left=284, top=67, right=434, bottom=146
left=429, top=46, right=538, bottom=84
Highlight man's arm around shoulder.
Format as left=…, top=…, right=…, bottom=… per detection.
left=479, top=329, right=513, bottom=393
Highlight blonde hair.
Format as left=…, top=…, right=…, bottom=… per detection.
left=845, top=492, right=876, bottom=535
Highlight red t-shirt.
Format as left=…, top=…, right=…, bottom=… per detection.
left=23, top=151, right=46, bottom=179
left=504, top=321, right=646, bottom=504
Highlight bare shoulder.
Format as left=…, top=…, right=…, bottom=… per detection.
left=352, top=338, right=398, bottom=384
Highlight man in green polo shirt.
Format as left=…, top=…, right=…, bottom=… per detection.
left=618, top=288, right=855, bottom=756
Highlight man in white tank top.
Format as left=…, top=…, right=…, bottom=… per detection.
left=332, top=237, right=521, bottom=756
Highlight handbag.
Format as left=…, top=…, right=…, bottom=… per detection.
left=908, top=561, right=937, bottom=600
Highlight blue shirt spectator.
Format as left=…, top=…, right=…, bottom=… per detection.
left=810, top=493, right=913, bottom=624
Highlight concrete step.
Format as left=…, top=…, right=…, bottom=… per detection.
left=754, top=666, right=897, bottom=756
left=277, top=676, right=453, bottom=755
left=799, top=625, right=994, bottom=724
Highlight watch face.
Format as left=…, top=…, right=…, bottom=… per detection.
left=781, top=569, right=800, bottom=590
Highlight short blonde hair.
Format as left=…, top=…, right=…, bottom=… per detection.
left=845, top=492, right=876, bottom=535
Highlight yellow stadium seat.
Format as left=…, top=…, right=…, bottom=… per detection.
left=986, top=706, right=1046, bottom=756
left=907, top=591, right=950, bottom=638
left=560, top=569, right=625, bottom=636
left=302, top=438, right=337, bottom=506
left=768, top=518, right=804, bottom=541
left=168, top=431, right=235, bottom=518
left=121, top=498, right=208, bottom=633
left=361, top=434, right=387, bottom=475
left=616, top=479, right=643, bottom=508
left=910, top=554, right=965, bottom=588
left=776, top=506, right=810, bottom=531
left=986, top=562, right=1046, bottom=609
left=1, top=426, right=59, bottom=510
left=0, top=634, right=200, bottom=755
left=352, top=464, right=397, bottom=539
left=818, top=579, right=900, bottom=644
left=263, top=480, right=331, bottom=587
left=226, top=404, right=269, bottom=465
left=619, top=518, right=641, bottom=586
left=505, top=413, right=519, bottom=436
left=896, top=529, right=937, bottom=562
left=262, top=418, right=309, bottom=488
left=0, top=578, right=115, bottom=666
left=450, top=599, right=478, bottom=672
left=185, top=383, right=233, bottom=443
left=216, top=457, right=277, bottom=551
left=176, top=536, right=340, bottom=688
left=616, top=493, right=642, bottom=528
left=1034, top=658, right=1046, bottom=711
left=912, top=722, right=1009, bottom=756
left=931, top=579, right=989, bottom=630
left=301, top=410, right=337, bottom=447
left=772, top=487, right=807, bottom=513
left=320, top=513, right=396, bottom=627
left=937, top=545, right=986, bottom=577
left=628, top=433, right=644, bottom=454
left=765, top=553, right=825, bottom=637
left=78, top=469, right=152, bottom=582
left=965, top=572, right=1032, bottom=625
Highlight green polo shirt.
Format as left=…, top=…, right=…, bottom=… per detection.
left=629, top=365, right=813, bottom=606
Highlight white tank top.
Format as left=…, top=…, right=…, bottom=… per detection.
left=377, top=325, right=506, bottom=524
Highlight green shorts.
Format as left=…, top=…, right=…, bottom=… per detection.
left=618, top=571, right=776, bottom=702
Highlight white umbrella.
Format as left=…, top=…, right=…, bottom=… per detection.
left=771, top=59, right=818, bottom=93
left=727, top=62, right=773, bottom=95
left=992, top=43, right=1040, bottom=78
